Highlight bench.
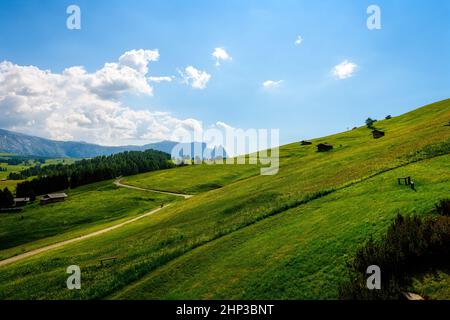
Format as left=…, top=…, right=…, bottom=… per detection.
left=397, top=177, right=411, bottom=185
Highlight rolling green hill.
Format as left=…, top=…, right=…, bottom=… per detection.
left=0, top=99, right=448, bottom=300
left=0, top=181, right=179, bottom=260
left=122, top=163, right=260, bottom=195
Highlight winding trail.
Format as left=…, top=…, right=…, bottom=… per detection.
left=113, top=179, right=193, bottom=199
left=0, top=180, right=194, bottom=268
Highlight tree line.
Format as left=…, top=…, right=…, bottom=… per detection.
left=14, top=149, right=174, bottom=198
left=0, top=156, right=46, bottom=166
left=0, top=188, right=14, bottom=209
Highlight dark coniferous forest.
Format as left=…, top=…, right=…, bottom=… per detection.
left=14, top=149, right=173, bottom=198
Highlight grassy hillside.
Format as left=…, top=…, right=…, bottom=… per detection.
left=0, top=99, right=448, bottom=299
left=0, top=181, right=179, bottom=260
left=114, top=155, right=449, bottom=299
left=123, top=163, right=260, bottom=194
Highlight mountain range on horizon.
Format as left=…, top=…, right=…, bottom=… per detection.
left=0, top=128, right=227, bottom=159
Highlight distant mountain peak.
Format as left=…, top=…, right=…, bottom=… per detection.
left=0, top=128, right=226, bottom=159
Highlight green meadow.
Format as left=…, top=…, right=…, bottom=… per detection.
left=0, top=99, right=449, bottom=299
left=0, top=163, right=29, bottom=190
left=0, top=157, right=76, bottom=190
left=0, top=181, right=179, bottom=260
left=113, top=155, right=449, bottom=299
left=123, top=162, right=260, bottom=194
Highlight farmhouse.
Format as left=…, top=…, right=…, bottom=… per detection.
left=300, top=140, right=313, bottom=145
left=14, top=197, right=30, bottom=207
left=317, top=143, right=333, bottom=152
left=372, top=130, right=385, bottom=139
left=40, top=193, right=68, bottom=205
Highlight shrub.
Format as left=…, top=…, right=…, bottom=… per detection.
left=436, top=199, right=450, bottom=216
left=339, top=214, right=450, bottom=299
left=405, top=139, right=450, bottom=162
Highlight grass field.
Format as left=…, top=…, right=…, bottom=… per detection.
left=0, top=157, right=79, bottom=190
left=123, top=163, right=260, bottom=194
left=0, top=99, right=448, bottom=299
left=0, top=163, right=29, bottom=191
left=113, top=155, right=450, bottom=299
left=0, top=180, right=179, bottom=260
left=412, top=270, right=450, bottom=300
left=0, top=164, right=29, bottom=179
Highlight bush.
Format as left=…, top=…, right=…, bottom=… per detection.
left=436, top=199, right=450, bottom=216
left=339, top=214, right=450, bottom=299
left=8, top=172, right=24, bottom=180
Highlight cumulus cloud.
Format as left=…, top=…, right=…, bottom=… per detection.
left=262, top=80, right=283, bottom=89
left=0, top=51, right=204, bottom=145
left=295, top=35, right=303, bottom=46
left=118, top=49, right=159, bottom=74
left=179, top=66, right=211, bottom=89
left=332, top=60, right=357, bottom=79
left=212, top=47, right=232, bottom=66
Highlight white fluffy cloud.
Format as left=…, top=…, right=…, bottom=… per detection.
left=332, top=60, right=357, bottom=79
left=262, top=80, right=283, bottom=89
left=0, top=51, right=204, bottom=145
left=212, top=47, right=232, bottom=66
left=118, top=49, right=159, bottom=74
left=295, top=35, right=303, bottom=46
left=179, top=66, right=211, bottom=89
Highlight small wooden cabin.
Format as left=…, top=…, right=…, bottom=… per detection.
left=300, top=140, right=313, bottom=146
left=40, top=193, right=68, bottom=205
left=372, top=130, right=385, bottom=139
left=317, top=143, right=333, bottom=152
left=14, top=197, right=30, bottom=207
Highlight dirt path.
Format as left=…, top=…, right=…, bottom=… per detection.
left=113, top=179, right=193, bottom=199
left=0, top=206, right=167, bottom=267
left=0, top=180, right=193, bottom=268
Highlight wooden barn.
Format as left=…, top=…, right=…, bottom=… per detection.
left=40, top=193, right=68, bottom=205
left=372, top=130, right=385, bottom=139
left=300, top=140, right=313, bottom=146
left=317, top=143, right=333, bottom=152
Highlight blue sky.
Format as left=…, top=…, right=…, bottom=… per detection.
left=0, top=0, right=448, bottom=147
